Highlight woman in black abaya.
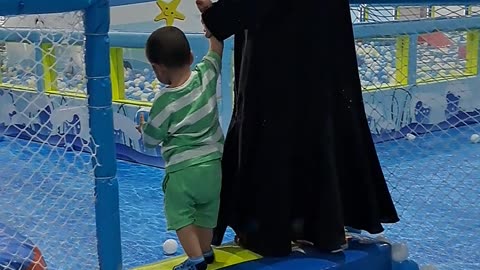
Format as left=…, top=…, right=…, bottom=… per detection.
left=196, top=0, right=400, bottom=256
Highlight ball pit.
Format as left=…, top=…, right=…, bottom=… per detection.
left=123, top=66, right=166, bottom=102
left=0, top=32, right=469, bottom=101
left=356, top=32, right=468, bottom=88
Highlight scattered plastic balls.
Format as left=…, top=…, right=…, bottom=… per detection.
left=123, top=66, right=164, bottom=102
left=356, top=34, right=467, bottom=87
left=405, top=133, right=416, bottom=141
left=163, top=239, right=178, bottom=255
left=470, top=134, right=480, bottom=144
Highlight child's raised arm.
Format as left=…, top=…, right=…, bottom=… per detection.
left=209, top=35, right=224, bottom=59
left=194, top=24, right=223, bottom=80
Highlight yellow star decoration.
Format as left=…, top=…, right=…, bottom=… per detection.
left=154, top=0, right=185, bottom=26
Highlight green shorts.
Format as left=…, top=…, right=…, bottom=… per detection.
left=163, top=159, right=222, bottom=231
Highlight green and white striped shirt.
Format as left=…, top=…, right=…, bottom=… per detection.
left=142, top=51, right=224, bottom=173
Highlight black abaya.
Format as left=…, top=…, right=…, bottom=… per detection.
left=202, top=0, right=400, bottom=257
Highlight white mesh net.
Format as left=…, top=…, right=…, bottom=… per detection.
left=0, top=12, right=98, bottom=269
left=350, top=4, right=480, bottom=270
left=3, top=3, right=480, bottom=270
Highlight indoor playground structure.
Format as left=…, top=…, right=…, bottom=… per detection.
left=0, top=0, right=479, bottom=270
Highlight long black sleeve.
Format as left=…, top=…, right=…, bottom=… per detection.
left=201, top=0, right=253, bottom=41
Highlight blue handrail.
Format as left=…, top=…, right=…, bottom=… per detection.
left=0, top=0, right=93, bottom=16
left=1, top=15, right=479, bottom=45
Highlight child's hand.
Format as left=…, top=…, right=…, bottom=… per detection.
left=136, top=113, right=145, bottom=134
left=196, top=0, right=212, bottom=13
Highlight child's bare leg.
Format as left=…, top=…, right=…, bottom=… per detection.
left=196, top=226, right=215, bottom=264
left=176, top=225, right=203, bottom=258
left=195, top=226, right=213, bottom=252
left=173, top=225, right=207, bottom=270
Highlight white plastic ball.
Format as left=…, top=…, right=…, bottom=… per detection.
left=144, top=68, right=150, bottom=74
left=139, top=76, right=146, bottom=82
left=406, top=133, right=416, bottom=141
left=136, top=73, right=141, bottom=78
left=470, top=134, right=480, bottom=144
left=134, top=78, right=141, bottom=85
left=58, top=81, right=67, bottom=90
left=26, top=79, right=36, bottom=88
left=391, top=242, right=409, bottom=262
left=420, top=265, right=438, bottom=270
left=163, top=239, right=178, bottom=255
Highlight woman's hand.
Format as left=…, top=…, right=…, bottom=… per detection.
left=202, top=19, right=212, bottom=38
left=195, top=0, right=212, bottom=13
left=196, top=0, right=213, bottom=38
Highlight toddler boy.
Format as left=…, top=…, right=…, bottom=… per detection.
left=138, top=26, right=224, bottom=270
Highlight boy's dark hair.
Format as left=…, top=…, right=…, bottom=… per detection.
left=145, top=26, right=191, bottom=68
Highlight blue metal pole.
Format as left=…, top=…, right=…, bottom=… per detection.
left=0, top=0, right=93, bottom=16
left=84, top=0, right=123, bottom=269
left=354, top=16, right=480, bottom=39
left=350, top=0, right=480, bottom=4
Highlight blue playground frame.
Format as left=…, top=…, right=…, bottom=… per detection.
left=0, top=0, right=122, bottom=269
left=0, top=0, right=479, bottom=269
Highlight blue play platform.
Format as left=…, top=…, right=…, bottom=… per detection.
left=136, top=237, right=393, bottom=270
left=224, top=240, right=392, bottom=270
